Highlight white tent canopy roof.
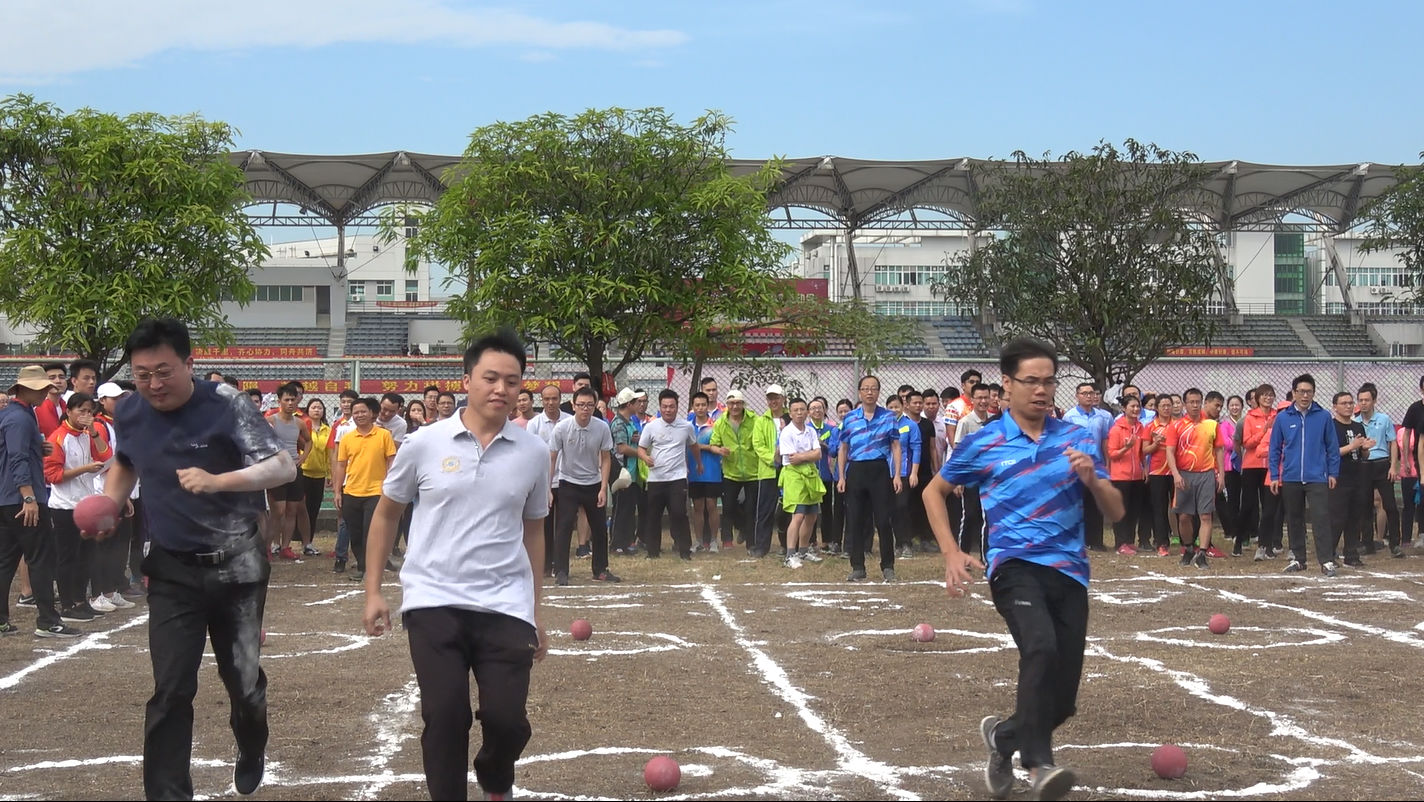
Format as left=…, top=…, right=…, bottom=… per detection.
left=232, top=150, right=1399, bottom=232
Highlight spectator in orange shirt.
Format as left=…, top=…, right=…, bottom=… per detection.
left=1106, top=396, right=1157, bottom=554
left=1166, top=389, right=1227, bottom=568
left=1145, top=394, right=1178, bottom=556
left=34, top=362, right=69, bottom=437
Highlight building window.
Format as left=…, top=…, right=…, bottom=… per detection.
left=253, top=285, right=304, bottom=302
left=405, top=279, right=419, bottom=302
left=376, top=280, right=394, bottom=299
left=349, top=283, right=366, bottom=302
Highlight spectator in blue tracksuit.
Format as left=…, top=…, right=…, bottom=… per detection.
left=808, top=398, right=841, bottom=553
left=885, top=395, right=922, bottom=557
left=1268, top=373, right=1341, bottom=575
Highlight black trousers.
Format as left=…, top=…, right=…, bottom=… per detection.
left=958, top=489, right=985, bottom=560
left=721, top=479, right=753, bottom=546
left=609, top=483, right=644, bottom=552
left=1148, top=475, right=1175, bottom=548
left=49, top=508, right=94, bottom=609
left=1111, top=479, right=1150, bottom=548
left=1403, top=478, right=1422, bottom=542
left=844, top=460, right=895, bottom=571
left=142, top=540, right=268, bottom=801
left=891, top=479, right=913, bottom=550
left=130, top=497, right=149, bottom=583
left=1220, top=469, right=1243, bottom=542
left=753, top=477, right=779, bottom=554
left=405, top=607, right=536, bottom=801
left=1238, top=468, right=1267, bottom=549
left=93, top=515, right=131, bottom=595
left=1082, top=491, right=1105, bottom=549
left=1329, top=469, right=1370, bottom=561
left=299, top=474, right=326, bottom=538
left=0, top=504, right=61, bottom=629
left=1257, top=476, right=1285, bottom=551
left=641, top=479, right=692, bottom=558
left=987, top=559, right=1088, bottom=770
left=340, top=493, right=379, bottom=572
left=1365, top=460, right=1401, bottom=549
left=1281, top=482, right=1333, bottom=566
left=809, top=478, right=841, bottom=548
left=555, top=482, right=609, bottom=576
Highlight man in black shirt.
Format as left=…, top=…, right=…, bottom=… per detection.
left=1400, top=375, right=1424, bottom=475
left=1330, top=391, right=1371, bottom=570
left=102, top=318, right=296, bottom=800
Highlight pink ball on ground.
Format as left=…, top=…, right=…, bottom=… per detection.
left=1208, top=613, right=1231, bottom=635
left=644, top=755, right=681, bottom=791
left=1152, top=743, right=1188, bottom=779
left=911, top=623, right=936, bottom=642
left=570, top=619, right=593, bottom=641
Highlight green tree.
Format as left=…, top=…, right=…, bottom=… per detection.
left=390, top=107, right=802, bottom=385
left=934, top=140, right=1222, bottom=390
left=0, top=95, right=266, bottom=378
left=1360, top=154, right=1424, bottom=301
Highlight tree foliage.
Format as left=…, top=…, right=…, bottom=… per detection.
left=0, top=95, right=265, bottom=378
left=1360, top=154, right=1424, bottom=300
left=393, top=107, right=870, bottom=385
left=934, top=140, right=1222, bottom=389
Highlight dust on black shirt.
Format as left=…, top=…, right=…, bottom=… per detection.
left=116, top=381, right=283, bottom=552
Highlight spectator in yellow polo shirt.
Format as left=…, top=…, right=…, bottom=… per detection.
left=333, top=398, right=396, bottom=582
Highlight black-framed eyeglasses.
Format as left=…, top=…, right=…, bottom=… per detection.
left=1008, top=375, right=1060, bottom=390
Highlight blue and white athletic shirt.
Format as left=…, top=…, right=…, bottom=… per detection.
left=940, top=412, right=1107, bottom=587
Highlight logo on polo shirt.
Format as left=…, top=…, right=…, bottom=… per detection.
left=441, top=456, right=461, bottom=473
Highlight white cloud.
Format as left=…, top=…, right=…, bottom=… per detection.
left=519, top=51, right=557, bottom=63
left=0, top=0, right=688, bottom=82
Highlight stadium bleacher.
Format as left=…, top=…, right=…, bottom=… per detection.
left=344, top=315, right=410, bottom=355
left=926, top=317, right=991, bottom=358
left=1212, top=316, right=1310, bottom=357
left=1301, top=316, right=1379, bottom=357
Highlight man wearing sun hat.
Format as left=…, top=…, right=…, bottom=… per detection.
left=609, top=387, right=648, bottom=553
left=0, top=366, right=79, bottom=638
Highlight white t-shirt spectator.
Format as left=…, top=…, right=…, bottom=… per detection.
left=638, top=417, right=697, bottom=483
left=549, top=416, right=613, bottom=486
left=778, top=421, right=819, bottom=468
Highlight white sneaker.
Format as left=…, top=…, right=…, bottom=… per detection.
left=784, top=555, right=804, bottom=569
left=105, top=591, right=136, bottom=609
left=802, top=550, right=824, bottom=563
left=89, top=595, right=116, bottom=613
left=709, top=540, right=721, bottom=553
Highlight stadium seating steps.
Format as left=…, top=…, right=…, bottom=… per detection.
left=344, top=315, right=410, bottom=356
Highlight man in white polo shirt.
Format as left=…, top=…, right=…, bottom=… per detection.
left=548, top=386, right=620, bottom=586
left=362, top=329, right=550, bottom=802
left=637, top=388, right=700, bottom=559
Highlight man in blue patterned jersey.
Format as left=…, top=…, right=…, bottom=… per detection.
left=836, top=375, right=902, bottom=582
left=922, top=337, right=1124, bottom=802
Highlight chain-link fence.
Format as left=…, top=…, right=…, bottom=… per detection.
left=2, top=356, right=1421, bottom=418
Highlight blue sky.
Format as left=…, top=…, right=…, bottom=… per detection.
left=5, top=0, right=1423, bottom=166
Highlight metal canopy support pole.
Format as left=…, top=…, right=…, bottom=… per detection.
left=1211, top=245, right=1240, bottom=321
left=844, top=226, right=862, bottom=302
left=1321, top=235, right=1355, bottom=315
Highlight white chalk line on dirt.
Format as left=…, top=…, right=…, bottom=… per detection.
left=1133, top=625, right=1345, bottom=650
left=514, top=744, right=856, bottom=800
left=354, top=674, right=421, bottom=800
left=0, top=613, right=148, bottom=690
left=698, top=584, right=920, bottom=801
left=547, top=631, right=693, bottom=657
left=303, top=589, right=364, bottom=606
left=1089, top=637, right=1424, bottom=766
left=1058, top=741, right=1324, bottom=799
left=1142, top=569, right=1424, bottom=650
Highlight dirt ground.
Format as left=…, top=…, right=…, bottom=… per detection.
left=5, top=535, right=1424, bottom=800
